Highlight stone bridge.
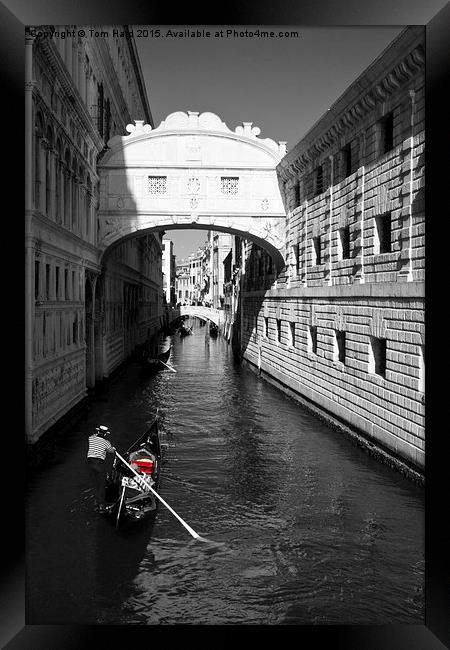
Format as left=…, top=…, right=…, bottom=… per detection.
left=97, top=111, right=288, bottom=269
left=178, top=305, right=224, bottom=327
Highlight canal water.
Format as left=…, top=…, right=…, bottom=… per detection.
left=26, top=321, right=424, bottom=625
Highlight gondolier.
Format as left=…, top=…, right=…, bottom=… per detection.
left=87, top=425, right=116, bottom=513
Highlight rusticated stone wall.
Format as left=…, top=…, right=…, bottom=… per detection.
left=240, top=27, right=425, bottom=471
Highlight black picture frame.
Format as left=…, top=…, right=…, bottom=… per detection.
left=2, top=0, right=448, bottom=647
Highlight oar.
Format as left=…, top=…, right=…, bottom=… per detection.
left=160, top=360, right=177, bottom=373
left=116, top=485, right=126, bottom=529
left=115, top=451, right=203, bottom=540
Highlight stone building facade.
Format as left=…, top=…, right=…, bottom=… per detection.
left=240, top=27, right=425, bottom=471
left=25, top=27, right=164, bottom=445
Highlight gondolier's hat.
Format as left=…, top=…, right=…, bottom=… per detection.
left=96, top=425, right=110, bottom=437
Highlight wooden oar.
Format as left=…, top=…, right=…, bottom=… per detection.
left=160, top=360, right=177, bottom=373
left=116, top=485, right=126, bottom=529
left=115, top=451, right=202, bottom=540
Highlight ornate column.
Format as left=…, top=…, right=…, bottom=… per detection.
left=39, top=138, right=47, bottom=214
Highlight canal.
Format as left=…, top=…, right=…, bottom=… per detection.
left=26, top=321, right=424, bottom=625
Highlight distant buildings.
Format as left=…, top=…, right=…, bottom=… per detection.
left=162, top=239, right=176, bottom=305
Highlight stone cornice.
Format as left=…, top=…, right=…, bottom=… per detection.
left=279, top=27, right=425, bottom=177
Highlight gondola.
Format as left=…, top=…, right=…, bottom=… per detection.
left=209, top=323, right=219, bottom=338
left=179, top=325, right=192, bottom=337
left=104, top=417, right=162, bottom=525
left=141, top=346, right=171, bottom=373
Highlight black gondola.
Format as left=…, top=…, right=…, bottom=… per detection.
left=179, top=325, right=192, bottom=337
left=209, top=323, right=219, bottom=338
left=142, top=346, right=171, bottom=373
left=104, top=417, right=162, bottom=525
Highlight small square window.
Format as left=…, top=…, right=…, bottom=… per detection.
left=289, top=321, right=296, bottom=347
left=375, top=213, right=392, bottom=254
left=418, top=345, right=425, bottom=393
left=380, top=112, right=394, bottom=154
left=312, top=236, right=322, bottom=265
left=335, top=330, right=346, bottom=364
left=342, top=144, right=352, bottom=178
left=315, top=165, right=324, bottom=196
left=293, top=182, right=301, bottom=207
left=339, top=226, right=351, bottom=260
left=308, top=325, right=318, bottom=355
left=369, top=337, right=386, bottom=377
left=276, top=319, right=282, bottom=343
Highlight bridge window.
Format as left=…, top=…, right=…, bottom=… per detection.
left=148, top=176, right=167, bottom=194
left=221, top=177, right=239, bottom=195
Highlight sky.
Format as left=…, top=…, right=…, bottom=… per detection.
left=134, top=25, right=402, bottom=259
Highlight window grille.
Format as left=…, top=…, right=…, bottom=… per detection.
left=315, top=165, right=324, bottom=196
left=221, top=177, right=239, bottom=195
left=148, top=176, right=167, bottom=194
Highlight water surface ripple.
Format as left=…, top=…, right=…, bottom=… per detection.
left=27, top=323, right=424, bottom=624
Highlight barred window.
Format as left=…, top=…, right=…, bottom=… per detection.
left=148, top=176, right=167, bottom=194
left=221, top=177, right=239, bottom=195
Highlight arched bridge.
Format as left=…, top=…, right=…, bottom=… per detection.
left=97, top=111, right=288, bottom=269
left=179, top=305, right=223, bottom=327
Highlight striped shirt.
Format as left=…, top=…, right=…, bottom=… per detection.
left=87, top=435, right=113, bottom=461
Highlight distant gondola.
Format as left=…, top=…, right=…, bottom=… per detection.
left=103, top=416, right=162, bottom=525
left=209, top=323, right=219, bottom=338
left=179, top=325, right=192, bottom=337
left=142, top=346, right=172, bottom=373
